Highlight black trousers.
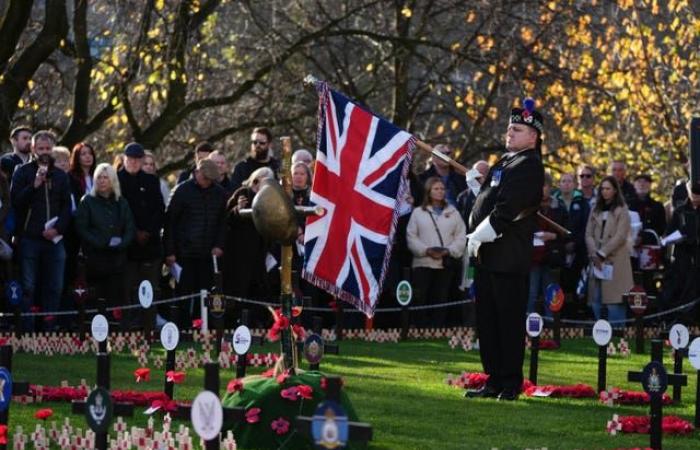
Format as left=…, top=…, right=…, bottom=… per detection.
left=474, top=267, right=528, bottom=391
left=412, top=267, right=452, bottom=327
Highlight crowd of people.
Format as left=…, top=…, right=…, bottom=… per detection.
left=1, top=124, right=698, bottom=332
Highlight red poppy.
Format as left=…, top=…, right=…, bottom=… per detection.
left=297, top=384, right=313, bottom=400
left=245, top=407, right=261, bottom=424
left=524, top=384, right=596, bottom=398
left=616, top=415, right=694, bottom=435
left=112, top=308, right=123, bottom=320
left=271, top=417, right=290, bottom=435
left=192, top=319, right=203, bottom=329
left=134, top=368, right=151, bottom=383
left=35, top=408, right=53, bottom=420
left=166, top=371, right=186, bottom=384
left=280, top=387, right=299, bottom=401
left=291, top=306, right=302, bottom=317
left=226, top=379, right=244, bottom=394
left=261, top=368, right=275, bottom=378
left=0, top=424, right=6, bottom=445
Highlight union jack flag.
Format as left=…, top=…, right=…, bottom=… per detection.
left=302, top=82, right=415, bottom=317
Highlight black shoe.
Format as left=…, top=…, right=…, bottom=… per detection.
left=497, top=388, right=519, bottom=401
left=465, top=386, right=501, bottom=399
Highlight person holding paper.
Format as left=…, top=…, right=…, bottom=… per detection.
left=75, top=164, right=135, bottom=319
left=10, top=130, right=71, bottom=331
left=584, top=176, right=633, bottom=325
left=660, top=182, right=700, bottom=319
left=164, top=159, right=226, bottom=327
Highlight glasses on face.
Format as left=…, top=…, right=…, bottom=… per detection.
left=251, top=140, right=268, bottom=146
left=579, top=173, right=592, bottom=179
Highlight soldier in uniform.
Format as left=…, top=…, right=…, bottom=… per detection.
left=465, top=98, right=545, bottom=401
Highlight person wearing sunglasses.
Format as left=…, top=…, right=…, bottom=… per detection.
left=577, top=165, right=597, bottom=209
left=230, top=127, right=280, bottom=191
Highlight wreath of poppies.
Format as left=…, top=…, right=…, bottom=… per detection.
left=599, top=388, right=672, bottom=406
left=607, top=414, right=693, bottom=435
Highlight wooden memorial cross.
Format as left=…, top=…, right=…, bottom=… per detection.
left=659, top=324, right=691, bottom=403
left=627, top=339, right=687, bottom=450
left=584, top=320, right=624, bottom=392
left=0, top=345, right=30, bottom=450
left=161, top=307, right=181, bottom=400
left=70, top=353, right=135, bottom=450
left=295, top=376, right=372, bottom=446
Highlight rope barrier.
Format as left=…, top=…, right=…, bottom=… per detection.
left=3, top=288, right=698, bottom=328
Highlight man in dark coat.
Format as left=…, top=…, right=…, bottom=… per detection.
left=118, top=142, right=165, bottom=329
left=465, top=99, right=545, bottom=401
left=11, top=130, right=72, bottom=331
left=609, top=160, right=637, bottom=206
left=230, top=127, right=280, bottom=191
left=164, top=159, right=226, bottom=326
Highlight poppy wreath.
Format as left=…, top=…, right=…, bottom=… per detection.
left=599, top=388, right=672, bottom=406
left=613, top=415, right=693, bottom=435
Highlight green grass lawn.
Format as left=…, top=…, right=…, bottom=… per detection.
left=8, top=337, right=700, bottom=449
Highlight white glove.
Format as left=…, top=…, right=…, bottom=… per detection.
left=466, top=217, right=499, bottom=258
left=465, top=168, right=482, bottom=196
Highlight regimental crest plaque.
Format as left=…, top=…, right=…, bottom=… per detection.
left=85, top=387, right=113, bottom=433
left=304, top=333, right=325, bottom=365
left=312, top=400, right=348, bottom=450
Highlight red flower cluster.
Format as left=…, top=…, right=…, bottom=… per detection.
left=524, top=384, right=596, bottom=398
left=0, top=424, right=6, bottom=445
left=246, top=407, right=261, bottom=424
left=280, top=384, right=314, bottom=401
left=271, top=417, right=290, bottom=435
left=30, top=385, right=88, bottom=402
left=111, top=390, right=170, bottom=407
left=226, top=379, right=244, bottom=394
left=267, top=309, right=291, bottom=342
left=166, top=371, right=186, bottom=384
left=134, top=367, right=151, bottom=383
left=617, top=415, right=693, bottom=435
left=599, top=388, right=672, bottom=406
left=35, top=408, right=53, bottom=420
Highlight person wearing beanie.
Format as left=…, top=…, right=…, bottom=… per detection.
left=464, top=98, right=545, bottom=401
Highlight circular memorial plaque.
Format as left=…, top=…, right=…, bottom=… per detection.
left=526, top=313, right=543, bottom=338
left=232, top=325, right=252, bottom=355
left=688, top=338, right=700, bottom=370
left=669, top=324, right=690, bottom=350
left=641, top=361, right=668, bottom=397
left=304, top=333, right=325, bottom=365
left=396, top=280, right=412, bottom=306
left=592, top=320, right=613, bottom=347
left=138, top=280, right=153, bottom=308
left=0, top=367, right=13, bottom=412
left=160, top=322, right=180, bottom=351
left=545, top=283, right=565, bottom=313
left=5, top=281, right=22, bottom=307
left=191, top=390, right=223, bottom=441
left=91, top=315, right=109, bottom=342
left=85, top=387, right=113, bottom=433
